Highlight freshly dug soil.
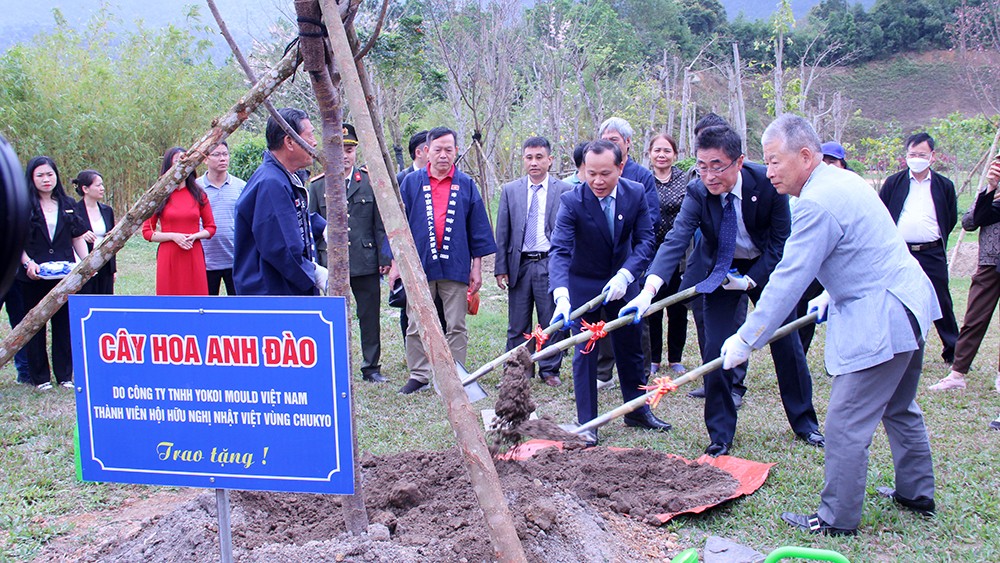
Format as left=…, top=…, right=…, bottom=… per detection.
left=490, top=346, right=589, bottom=449
left=45, top=446, right=738, bottom=562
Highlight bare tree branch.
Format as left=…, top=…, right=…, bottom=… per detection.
left=353, top=0, right=389, bottom=61
left=206, top=0, right=323, bottom=164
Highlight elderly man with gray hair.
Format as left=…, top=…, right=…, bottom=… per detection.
left=720, top=114, right=939, bottom=536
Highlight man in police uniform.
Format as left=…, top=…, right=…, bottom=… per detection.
left=309, top=124, right=391, bottom=383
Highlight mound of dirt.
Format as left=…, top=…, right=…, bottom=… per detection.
left=42, top=446, right=736, bottom=562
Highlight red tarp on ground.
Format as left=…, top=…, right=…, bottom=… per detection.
left=502, top=439, right=775, bottom=524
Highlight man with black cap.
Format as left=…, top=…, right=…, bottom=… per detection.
left=309, top=124, right=391, bottom=383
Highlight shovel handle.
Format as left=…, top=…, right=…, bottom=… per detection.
left=531, top=286, right=699, bottom=362
left=572, top=312, right=819, bottom=435
left=461, top=290, right=609, bottom=384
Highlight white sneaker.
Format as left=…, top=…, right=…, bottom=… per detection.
left=596, top=377, right=617, bottom=391
left=60, top=381, right=75, bottom=389
left=928, top=371, right=966, bottom=391
left=36, top=382, right=53, bottom=391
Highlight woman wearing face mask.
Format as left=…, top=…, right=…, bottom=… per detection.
left=646, top=133, right=690, bottom=375
left=18, top=156, right=90, bottom=390
left=142, top=147, right=216, bottom=295
left=73, top=170, right=116, bottom=294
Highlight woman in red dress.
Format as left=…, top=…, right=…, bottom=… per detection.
left=142, top=147, right=217, bottom=295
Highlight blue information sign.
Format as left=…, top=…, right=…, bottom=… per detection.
left=69, top=295, right=354, bottom=494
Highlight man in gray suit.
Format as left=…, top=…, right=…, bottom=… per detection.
left=495, top=136, right=572, bottom=385
left=722, top=114, right=939, bottom=535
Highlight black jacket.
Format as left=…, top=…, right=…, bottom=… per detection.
left=879, top=169, right=958, bottom=247
left=73, top=199, right=116, bottom=274
left=17, top=196, right=87, bottom=282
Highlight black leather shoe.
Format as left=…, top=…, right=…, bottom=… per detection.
left=781, top=512, right=857, bottom=536
left=362, top=372, right=388, bottom=383
left=876, top=486, right=935, bottom=517
left=541, top=375, right=562, bottom=387
left=796, top=430, right=825, bottom=447
left=624, top=411, right=672, bottom=431
left=687, top=386, right=706, bottom=398
left=705, top=442, right=731, bottom=457
left=398, top=378, right=429, bottom=395
left=732, top=392, right=743, bottom=410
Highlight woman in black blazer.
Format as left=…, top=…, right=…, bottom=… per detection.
left=17, top=156, right=89, bottom=390
left=72, top=170, right=116, bottom=294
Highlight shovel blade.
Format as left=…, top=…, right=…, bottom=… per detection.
left=454, top=361, right=489, bottom=403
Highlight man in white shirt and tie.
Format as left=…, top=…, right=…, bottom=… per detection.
left=495, top=137, right=572, bottom=385
left=878, top=133, right=958, bottom=367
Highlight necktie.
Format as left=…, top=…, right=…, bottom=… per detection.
left=524, top=184, right=541, bottom=250
left=602, top=195, right=614, bottom=239
left=696, top=192, right=737, bottom=293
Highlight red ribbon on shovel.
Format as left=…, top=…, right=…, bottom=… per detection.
left=639, top=376, right=679, bottom=408
left=523, top=324, right=550, bottom=352
left=579, top=319, right=607, bottom=354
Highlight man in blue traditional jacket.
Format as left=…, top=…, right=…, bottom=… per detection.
left=390, top=127, right=497, bottom=394
left=233, top=107, right=325, bottom=297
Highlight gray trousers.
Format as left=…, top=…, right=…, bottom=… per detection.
left=818, top=334, right=935, bottom=529
left=404, top=279, right=468, bottom=384
left=505, top=258, right=563, bottom=378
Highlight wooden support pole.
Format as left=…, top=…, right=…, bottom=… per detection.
left=293, top=0, right=370, bottom=536
left=0, top=48, right=302, bottom=368
left=319, top=4, right=527, bottom=562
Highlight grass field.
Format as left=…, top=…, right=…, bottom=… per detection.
left=1, top=223, right=999, bottom=561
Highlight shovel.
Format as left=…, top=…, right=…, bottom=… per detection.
left=460, top=286, right=701, bottom=402
left=456, top=289, right=609, bottom=401
left=562, top=312, right=819, bottom=441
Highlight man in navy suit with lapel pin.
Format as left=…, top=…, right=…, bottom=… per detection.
left=549, top=140, right=671, bottom=442
left=621, top=125, right=821, bottom=457
left=495, top=136, right=572, bottom=386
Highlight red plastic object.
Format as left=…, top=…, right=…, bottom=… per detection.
left=467, top=288, right=480, bottom=315
left=500, top=439, right=775, bottom=524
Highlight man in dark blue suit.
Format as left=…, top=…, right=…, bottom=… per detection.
left=549, top=140, right=671, bottom=441
left=621, top=126, right=822, bottom=457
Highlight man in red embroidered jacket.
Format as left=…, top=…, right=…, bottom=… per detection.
left=390, top=127, right=497, bottom=394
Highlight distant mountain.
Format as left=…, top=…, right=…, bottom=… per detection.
left=721, top=0, right=877, bottom=21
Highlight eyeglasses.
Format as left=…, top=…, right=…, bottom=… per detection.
left=694, top=158, right=739, bottom=176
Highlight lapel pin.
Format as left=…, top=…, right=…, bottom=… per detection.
left=751, top=196, right=757, bottom=202
left=617, top=214, right=623, bottom=220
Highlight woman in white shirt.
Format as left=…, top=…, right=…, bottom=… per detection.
left=73, top=169, right=116, bottom=294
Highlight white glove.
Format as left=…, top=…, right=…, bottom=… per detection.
left=312, top=262, right=329, bottom=294
left=619, top=289, right=654, bottom=325
left=807, top=290, right=831, bottom=324
left=721, top=269, right=754, bottom=291
left=550, top=296, right=571, bottom=327
left=721, top=333, right=752, bottom=370
left=602, top=272, right=630, bottom=303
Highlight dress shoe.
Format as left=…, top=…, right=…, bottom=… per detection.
left=991, top=416, right=1000, bottom=431
left=541, top=375, right=562, bottom=387
left=780, top=512, right=856, bottom=536
left=928, top=371, right=966, bottom=391
left=704, top=442, right=731, bottom=457
left=796, top=430, right=825, bottom=447
left=398, top=378, right=429, bottom=395
left=687, top=386, right=706, bottom=398
left=623, top=411, right=672, bottom=431
left=876, top=486, right=935, bottom=516
left=649, top=362, right=660, bottom=375
left=668, top=362, right=687, bottom=374
left=362, top=372, right=388, bottom=383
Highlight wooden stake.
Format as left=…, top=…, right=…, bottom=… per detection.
left=319, top=3, right=527, bottom=561
left=0, top=48, right=301, bottom=368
